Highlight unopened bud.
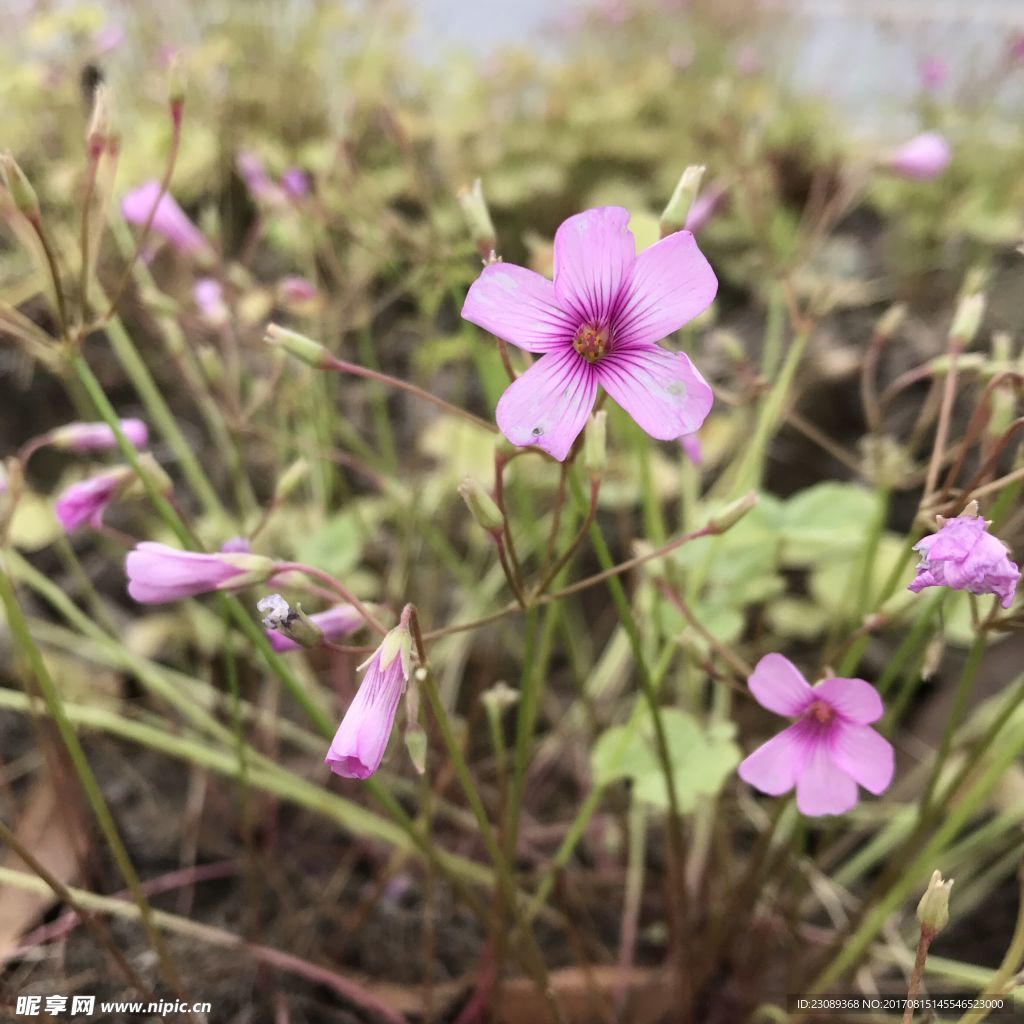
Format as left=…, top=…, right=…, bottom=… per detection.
left=458, top=475, right=504, bottom=534
left=481, top=681, right=519, bottom=716
left=708, top=491, right=758, bottom=533
left=916, top=870, right=953, bottom=937
left=167, top=54, right=186, bottom=124
left=404, top=667, right=427, bottom=774
left=257, top=593, right=324, bottom=648
left=874, top=303, right=907, bottom=341
left=950, top=287, right=985, bottom=347
left=264, top=323, right=331, bottom=368
left=660, top=165, right=705, bottom=238
left=0, top=152, right=41, bottom=222
left=87, top=84, right=113, bottom=158
left=457, top=178, right=497, bottom=261
left=274, top=458, right=309, bottom=502
left=132, top=453, right=174, bottom=496
left=584, top=410, right=607, bottom=479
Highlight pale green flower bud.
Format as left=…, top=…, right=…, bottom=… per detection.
left=264, top=323, right=331, bottom=368
left=0, top=152, right=41, bottom=222
left=660, top=165, right=705, bottom=238
left=274, top=458, right=309, bottom=502
left=458, top=476, right=504, bottom=534
left=708, top=491, right=758, bottom=533
left=584, top=410, right=607, bottom=480
left=457, top=178, right=498, bottom=261
left=916, top=870, right=953, bottom=937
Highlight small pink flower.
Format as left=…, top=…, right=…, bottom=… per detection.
left=122, top=181, right=210, bottom=255
left=281, top=167, right=309, bottom=200
left=125, top=542, right=274, bottom=604
left=268, top=603, right=366, bottom=652
left=50, top=418, right=148, bottom=453
left=326, top=611, right=412, bottom=779
left=278, top=276, right=319, bottom=305
left=462, top=206, right=716, bottom=461
left=220, top=536, right=252, bottom=554
left=93, top=24, right=125, bottom=54
left=909, top=512, right=1019, bottom=609
left=919, top=56, right=947, bottom=91
left=237, top=150, right=275, bottom=201
left=55, top=468, right=130, bottom=532
left=738, top=654, right=894, bottom=816
left=194, top=277, right=228, bottom=324
left=684, top=184, right=727, bottom=234
left=1011, top=32, right=1024, bottom=65
left=884, top=132, right=951, bottom=181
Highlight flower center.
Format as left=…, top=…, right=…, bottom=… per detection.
left=572, top=323, right=609, bottom=363
left=805, top=700, right=835, bottom=725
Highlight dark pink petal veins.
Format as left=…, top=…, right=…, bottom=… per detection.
left=553, top=207, right=635, bottom=327
left=495, top=349, right=598, bottom=461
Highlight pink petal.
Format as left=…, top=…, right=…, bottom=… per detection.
left=495, top=349, right=597, bottom=461
left=596, top=347, right=713, bottom=441
left=813, top=677, right=884, bottom=724
left=795, top=743, right=859, bottom=816
left=830, top=722, right=894, bottom=796
left=462, top=264, right=576, bottom=352
left=553, top=207, right=635, bottom=326
left=747, top=653, right=815, bottom=717
left=612, top=229, right=718, bottom=349
left=738, top=722, right=809, bottom=796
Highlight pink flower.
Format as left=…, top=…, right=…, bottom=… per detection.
left=1011, top=32, right=1024, bottom=65
left=908, top=513, right=1020, bottom=609
left=121, top=181, right=210, bottom=255
left=684, top=184, right=727, bottom=234
left=220, top=536, right=251, bottom=554
left=50, top=418, right=148, bottom=452
left=277, top=276, right=319, bottom=305
left=919, top=56, right=947, bottom=91
left=93, top=24, right=125, bottom=53
left=125, top=542, right=274, bottom=604
left=461, top=207, right=716, bottom=460
left=281, top=167, right=309, bottom=200
left=268, top=603, right=366, bottom=652
left=738, top=654, right=894, bottom=816
left=884, top=133, right=951, bottom=181
left=55, top=468, right=130, bottom=532
left=325, top=612, right=412, bottom=779
left=194, top=277, right=227, bottom=324
left=237, top=150, right=272, bottom=200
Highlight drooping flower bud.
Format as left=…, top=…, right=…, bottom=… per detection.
left=916, top=870, right=953, bottom=937
left=884, top=132, right=951, bottom=181
left=264, top=323, right=331, bottom=368
left=660, top=165, right=705, bottom=238
left=950, top=287, right=986, bottom=347
left=87, top=83, right=114, bottom=159
left=274, top=457, right=310, bottom=503
left=458, top=475, right=504, bottom=534
left=0, top=152, right=41, bottom=222
left=708, top=491, right=758, bottom=533
left=125, top=542, right=275, bottom=603
left=49, top=418, right=148, bottom=453
left=257, top=593, right=325, bottom=649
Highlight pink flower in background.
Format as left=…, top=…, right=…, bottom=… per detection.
left=50, top=419, right=148, bottom=453
left=462, top=206, right=716, bottom=461
left=735, top=45, right=763, bottom=77
left=281, top=167, right=309, bottom=200
left=125, top=542, right=274, bottom=603
left=326, top=609, right=413, bottom=779
left=919, top=56, right=947, bottom=91
left=194, top=277, right=228, bottom=324
left=268, top=603, right=366, bottom=652
left=908, top=512, right=1019, bottom=609
left=55, top=468, right=130, bottom=532
left=1011, top=33, right=1024, bottom=65
left=884, top=132, right=951, bottom=181
left=93, top=24, right=125, bottom=53
left=122, top=181, right=210, bottom=255
left=738, top=654, right=894, bottom=816
left=679, top=432, right=702, bottom=467
left=237, top=150, right=274, bottom=201
left=220, top=536, right=252, bottom=554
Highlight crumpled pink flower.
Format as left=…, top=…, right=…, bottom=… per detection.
left=125, top=542, right=273, bottom=603
left=55, top=468, right=130, bottom=532
left=908, top=513, right=1020, bottom=609
left=884, top=133, right=951, bottom=181
left=49, top=419, right=148, bottom=452
left=326, top=611, right=412, bottom=779
left=121, top=181, right=210, bottom=255
left=462, top=206, right=716, bottom=460
left=269, top=603, right=366, bottom=652
left=738, top=654, right=894, bottom=817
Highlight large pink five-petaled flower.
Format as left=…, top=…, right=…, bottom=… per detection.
left=461, top=207, right=717, bottom=460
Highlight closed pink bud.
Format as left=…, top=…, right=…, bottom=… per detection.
left=268, top=603, right=366, bottom=652
left=55, top=467, right=132, bottom=532
left=281, top=167, right=309, bottom=200
left=50, top=418, right=148, bottom=453
left=125, top=542, right=274, bottom=604
left=885, top=133, right=951, bottom=181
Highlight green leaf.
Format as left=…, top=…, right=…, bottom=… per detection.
left=591, top=708, right=740, bottom=812
left=778, top=482, right=880, bottom=567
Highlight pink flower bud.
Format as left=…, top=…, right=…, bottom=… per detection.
left=193, top=277, right=228, bottom=324
left=281, top=167, right=309, bottom=200
left=884, top=132, right=951, bottom=181
left=919, top=56, right=947, bottom=92
left=121, top=181, right=210, bottom=255
left=267, top=602, right=366, bottom=652
left=50, top=419, right=148, bottom=453
left=237, top=150, right=275, bottom=202
left=55, top=467, right=132, bottom=533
